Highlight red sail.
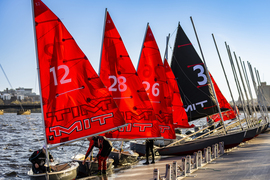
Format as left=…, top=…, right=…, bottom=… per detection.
left=33, top=0, right=125, bottom=145
left=99, top=11, right=160, bottom=139
left=137, top=25, right=176, bottom=139
left=209, top=73, right=236, bottom=122
left=164, top=59, right=194, bottom=128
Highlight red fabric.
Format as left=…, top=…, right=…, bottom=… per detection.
left=209, top=109, right=237, bottom=122
left=137, top=25, right=175, bottom=139
left=33, top=0, right=125, bottom=144
left=84, top=139, right=96, bottom=158
left=98, top=156, right=107, bottom=170
left=208, top=73, right=236, bottom=122
left=99, top=11, right=160, bottom=139
left=164, top=59, right=194, bottom=128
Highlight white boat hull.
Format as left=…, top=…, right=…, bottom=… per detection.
left=27, top=162, right=79, bottom=180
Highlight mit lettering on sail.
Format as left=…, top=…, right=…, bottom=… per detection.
left=50, top=113, right=114, bottom=137
left=184, top=100, right=208, bottom=112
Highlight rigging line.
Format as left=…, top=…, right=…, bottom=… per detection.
left=72, top=138, right=87, bottom=162
left=55, top=87, right=84, bottom=98
left=0, top=64, right=24, bottom=111
left=37, top=22, right=60, bottom=41
left=35, top=70, right=38, bottom=95
left=0, top=64, right=13, bottom=89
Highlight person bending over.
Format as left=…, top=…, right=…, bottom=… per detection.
left=83, top=136, right=112, bottom=175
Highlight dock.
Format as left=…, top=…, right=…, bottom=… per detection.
left=79, top=128, right=270, bottom=180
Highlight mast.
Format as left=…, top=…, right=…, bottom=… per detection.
left=98, top=8, right=107, bottom=76
left=137, top=23, right=149, bottom=71
left=190, top=17, right=227, bottom=133
left=233, top=53, right=253, bottom=125
left=247, top=62, right=265, bottom=121
left=211, top=34, right=243, bottom=130
left=163, top=34, right=170, bottom=62
left=31, top=0, right=50, bottom=179
left=240, top=60, right=258, bottom=120
left=225, top=43, right=250, bottom=128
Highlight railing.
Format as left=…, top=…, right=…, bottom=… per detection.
left=154, top=142, right=225, bottom=180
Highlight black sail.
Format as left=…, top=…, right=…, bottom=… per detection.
left=170, top=23, right=218, bottom=121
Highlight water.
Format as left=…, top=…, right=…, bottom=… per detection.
left=0, top=113, right=135, bottom=179
left=0, top=112, right=254, bottom=179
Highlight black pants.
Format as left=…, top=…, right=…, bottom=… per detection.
left=145, top=140, right=154, bottom=162
left=32, top=164, right=46, bottom=174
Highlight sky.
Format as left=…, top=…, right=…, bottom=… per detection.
left=1, top=0, right=270, bottom=103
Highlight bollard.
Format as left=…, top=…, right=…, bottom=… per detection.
left=182, top=157, right=186, bottom=176
left=193, top=152, right=198, bottom=169
left=198, top=150, right=202, bottom=167
left=207, top=146, right=211, bottom=162
left=219, top=141, right=224, bottom=155
left=165, top=164, right=171, bottom=180
left=215, top=143, right=219, bottom=157
left=186, top=155, right=191, bottom=174
left=153, top=168, right=159, bottom=180
left=204, top=148, right=208, bottom=163
left=212, top=144, right=216, bottom=159
left=172, top=161, right=177, bottom=180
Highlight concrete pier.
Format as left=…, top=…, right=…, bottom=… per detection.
left=79, top=129, right=270, bottom=180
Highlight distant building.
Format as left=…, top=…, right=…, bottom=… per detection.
left=0, top=87, right=40, bottom=104
left=2, top=94, right=11, bottom=100
left=258, top=82, right=270, bottom=106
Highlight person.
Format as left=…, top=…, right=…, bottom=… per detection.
left=29, top=145, right=54, bottom=174
left=83, top=136, right=112, bottom=175
left=207, top=116, right=215, bottom=131
left=143, top=139, right=155, bottom=165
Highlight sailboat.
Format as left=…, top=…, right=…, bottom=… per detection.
left=209, top=71, right=258, bottom=142
left=157, top=23, right=245, bottom=156
left=99, top=10, right=160, bottom=166
left=29, top=0, right=126, bottom=179
left=137, top=24, right=176, bottom=140
left=17, top=109, right=31, bottom=115
left=163, top=35, right=194, bottom=129
left=131, top=24, right=177, bottom=150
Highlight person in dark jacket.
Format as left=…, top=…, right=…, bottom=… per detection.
left=83, top=136, right=112, bottom=175
left=207, top=116, right=215, bottom=131
left=29, top=145, right=54, bottom=174
left=143, top=139, right=155, bottom=165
